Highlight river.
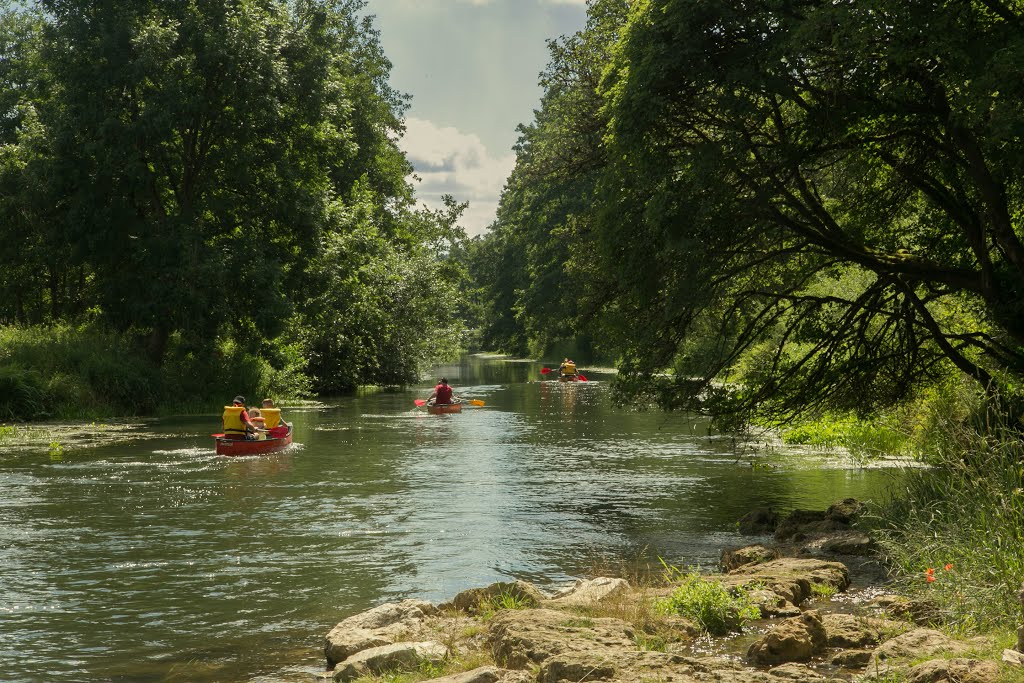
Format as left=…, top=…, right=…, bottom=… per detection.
left=0, top=355, right=899, bottom=682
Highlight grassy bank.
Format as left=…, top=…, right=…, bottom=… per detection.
left=774, top=377, right=1024, bottom=636
left=0, top=324, right=311, bottom=421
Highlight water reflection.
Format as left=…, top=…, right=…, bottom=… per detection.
left=0, top=354, right=897, bottom=682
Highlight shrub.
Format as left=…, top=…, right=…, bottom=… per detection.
left=0, top=364, right=49, bottom=420
left=654, top=563, right=760, bottom=635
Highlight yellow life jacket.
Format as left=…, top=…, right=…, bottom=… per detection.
left=260, top=408, right=281, bottom=429
left=222, top=406, right=247, bottom=436
left=562, top=362, right=577, bottom=375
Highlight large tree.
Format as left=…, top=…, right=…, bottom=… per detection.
left=0, top=0, right=464, bottom=391
left=596, top=0, right=1024, bottom=420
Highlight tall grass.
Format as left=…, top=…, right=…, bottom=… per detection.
left=0, top=324, right=310, bottom=420
left=873, top=415, right=1024, bottom=631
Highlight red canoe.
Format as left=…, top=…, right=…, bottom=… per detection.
left=215, top=427, right=293, bottom=456
left=427, top=401, right=463, bottom=415
left=558, top=374, right=579, bottom=382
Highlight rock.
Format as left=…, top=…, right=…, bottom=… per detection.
left=906, top=658, right=999, bottom=683
left=725, top=557, right=850, bottom=607
left=870, top=628, right=972, bottom=668
left=768, top=662, right=825, bottom=679
left=738, top=508, right=780, bottom=535
left=747, top=611, right=827, bottom=665
left=774, top=510, right=829, bottom=541
left=441, top=580, right=546, bottom=613
left=332, top=641, right=448, bottom=682
left=421, top=665, right=505, bottom=683
left=1004, top=648, right=1024, bottom=667
left=546, top=577, right=630, bottom=608
left=832, top=649, right=872, bottom=669
left=720, top=544, right=780, bottom=572
left=325, top=599, right=436, bottom=666
left=825, top=498, right=864, bottom=524
left=818, top=531, right=874, bottom=556
left=487, top=608, right=636, bottom=669
left=820, top=613, right=886, bottom=648
left=537, top=654, right=618, bottom=682
left=747, top=587, right=803, bottom=619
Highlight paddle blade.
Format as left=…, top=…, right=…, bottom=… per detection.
left=414, top=399, right=427, bottom=407
left=540, top=367, right=552, bottom=374
left=467, top=399, right=485, bottom=406
left=578, top=374, right=588, bottom=382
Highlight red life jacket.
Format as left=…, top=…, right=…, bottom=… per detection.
left=435, top=383, right=453, bottom=404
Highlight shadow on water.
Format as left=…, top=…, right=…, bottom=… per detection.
left=0, top=354, right=900, bottom=682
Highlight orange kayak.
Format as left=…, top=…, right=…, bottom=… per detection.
left=427, top=402, right=463, bottom=415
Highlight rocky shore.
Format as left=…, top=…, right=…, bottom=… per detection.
left=318, top=499, right=1022, bottom=682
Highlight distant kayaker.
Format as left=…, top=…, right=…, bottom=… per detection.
left=222, top=395, right=257, bottom=440
left=559, top=358, right=578, bottom=378
left=427, top=377, right=457, bottom=406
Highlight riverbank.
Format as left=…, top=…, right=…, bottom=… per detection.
left=317, top=499, right=1023, bottom=683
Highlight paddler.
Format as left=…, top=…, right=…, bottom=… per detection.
left=426, top=377, right=458, bottom=406
left=222, top=395, right=257, bottom=440
left=260, top=398, right=291, bottom=438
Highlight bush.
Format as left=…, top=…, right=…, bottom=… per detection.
left=654, top=563, right=760, bottom=635
left=0, top=365, right=49, bottom=420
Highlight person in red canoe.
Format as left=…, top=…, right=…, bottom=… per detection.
left=427, top=377, right=459, bottom=406
left=259, top=398, right=291, bottom=438
left=222, top=395, right=258, bottom=440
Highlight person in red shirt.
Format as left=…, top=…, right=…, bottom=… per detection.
left=428, top=377, right=457, bottom=405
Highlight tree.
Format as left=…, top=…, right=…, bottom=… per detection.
left=470, top=0, right=628, bottom=358
left=596, top=0, right=1024, bottom=420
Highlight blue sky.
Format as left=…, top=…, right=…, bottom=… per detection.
left=363, top=0, right=589, bottom=235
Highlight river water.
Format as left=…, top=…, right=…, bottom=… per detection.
left=0, top=355, right=898, bottom=682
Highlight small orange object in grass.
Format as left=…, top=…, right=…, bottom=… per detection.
left=926, top=567, right=935, bottom=575
left=944, top=563, right=953, bottom=571
left=926, top=575, right=936, bottom=583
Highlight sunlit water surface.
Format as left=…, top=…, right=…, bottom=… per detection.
left=0, top=356, right=900, bottom=682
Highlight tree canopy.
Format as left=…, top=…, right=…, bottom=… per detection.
left=0, top=0, right=466, bottom=395
left=472, top=0, right=1024, bottom=423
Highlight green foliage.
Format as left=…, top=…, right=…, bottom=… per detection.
left=0, top=323, right=309, bottom=419
left=874, top=417, right=1024, bottom=631
left=654, top=563, right=760, bottom=635
left=0, top=1, right=467, bottom=402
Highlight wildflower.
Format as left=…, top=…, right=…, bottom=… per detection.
left=926, top=575, right=936, bottom=583
left=944, top=563, right=953, bottom=571
left=926, top=568, right=935, bottom=575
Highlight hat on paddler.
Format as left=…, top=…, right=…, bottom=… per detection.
left=233, top=395, right=245, bottom=405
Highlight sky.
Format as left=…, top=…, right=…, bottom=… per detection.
left=362, top=0, right=589, bottom=236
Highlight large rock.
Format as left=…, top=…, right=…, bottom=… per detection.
left=546, top=577, right=630, bottom=608
left=738, top=508, right=780, bottom=535
left=870, top=628, right=973, bottom=668
left=422, top=666, right=531, bottom=683
left=325, top=599, right=436, bottom=666
left=831, top=649, right=873, bottom=669
left=747, top=611, right=828, bottom=665
left=906, top=658, right=999, bottom=683
left=720, top=544, right=780, bottom=572
left=821, top=613, right=902, bottom=649
left=825, top=498, right=865, bottom=524
left=441, top=580, right=546, bottom=613
left=488, top=608, right=636, bottom=669
left=724, top=557, right=850, bottom=607
left=332, top=641, right=449, bottom=682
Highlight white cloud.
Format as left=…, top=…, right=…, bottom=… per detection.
left=400, top=116, right=516, bottom=237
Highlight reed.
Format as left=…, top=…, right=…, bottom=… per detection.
left=873, top=414, right=1024, bottom=631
